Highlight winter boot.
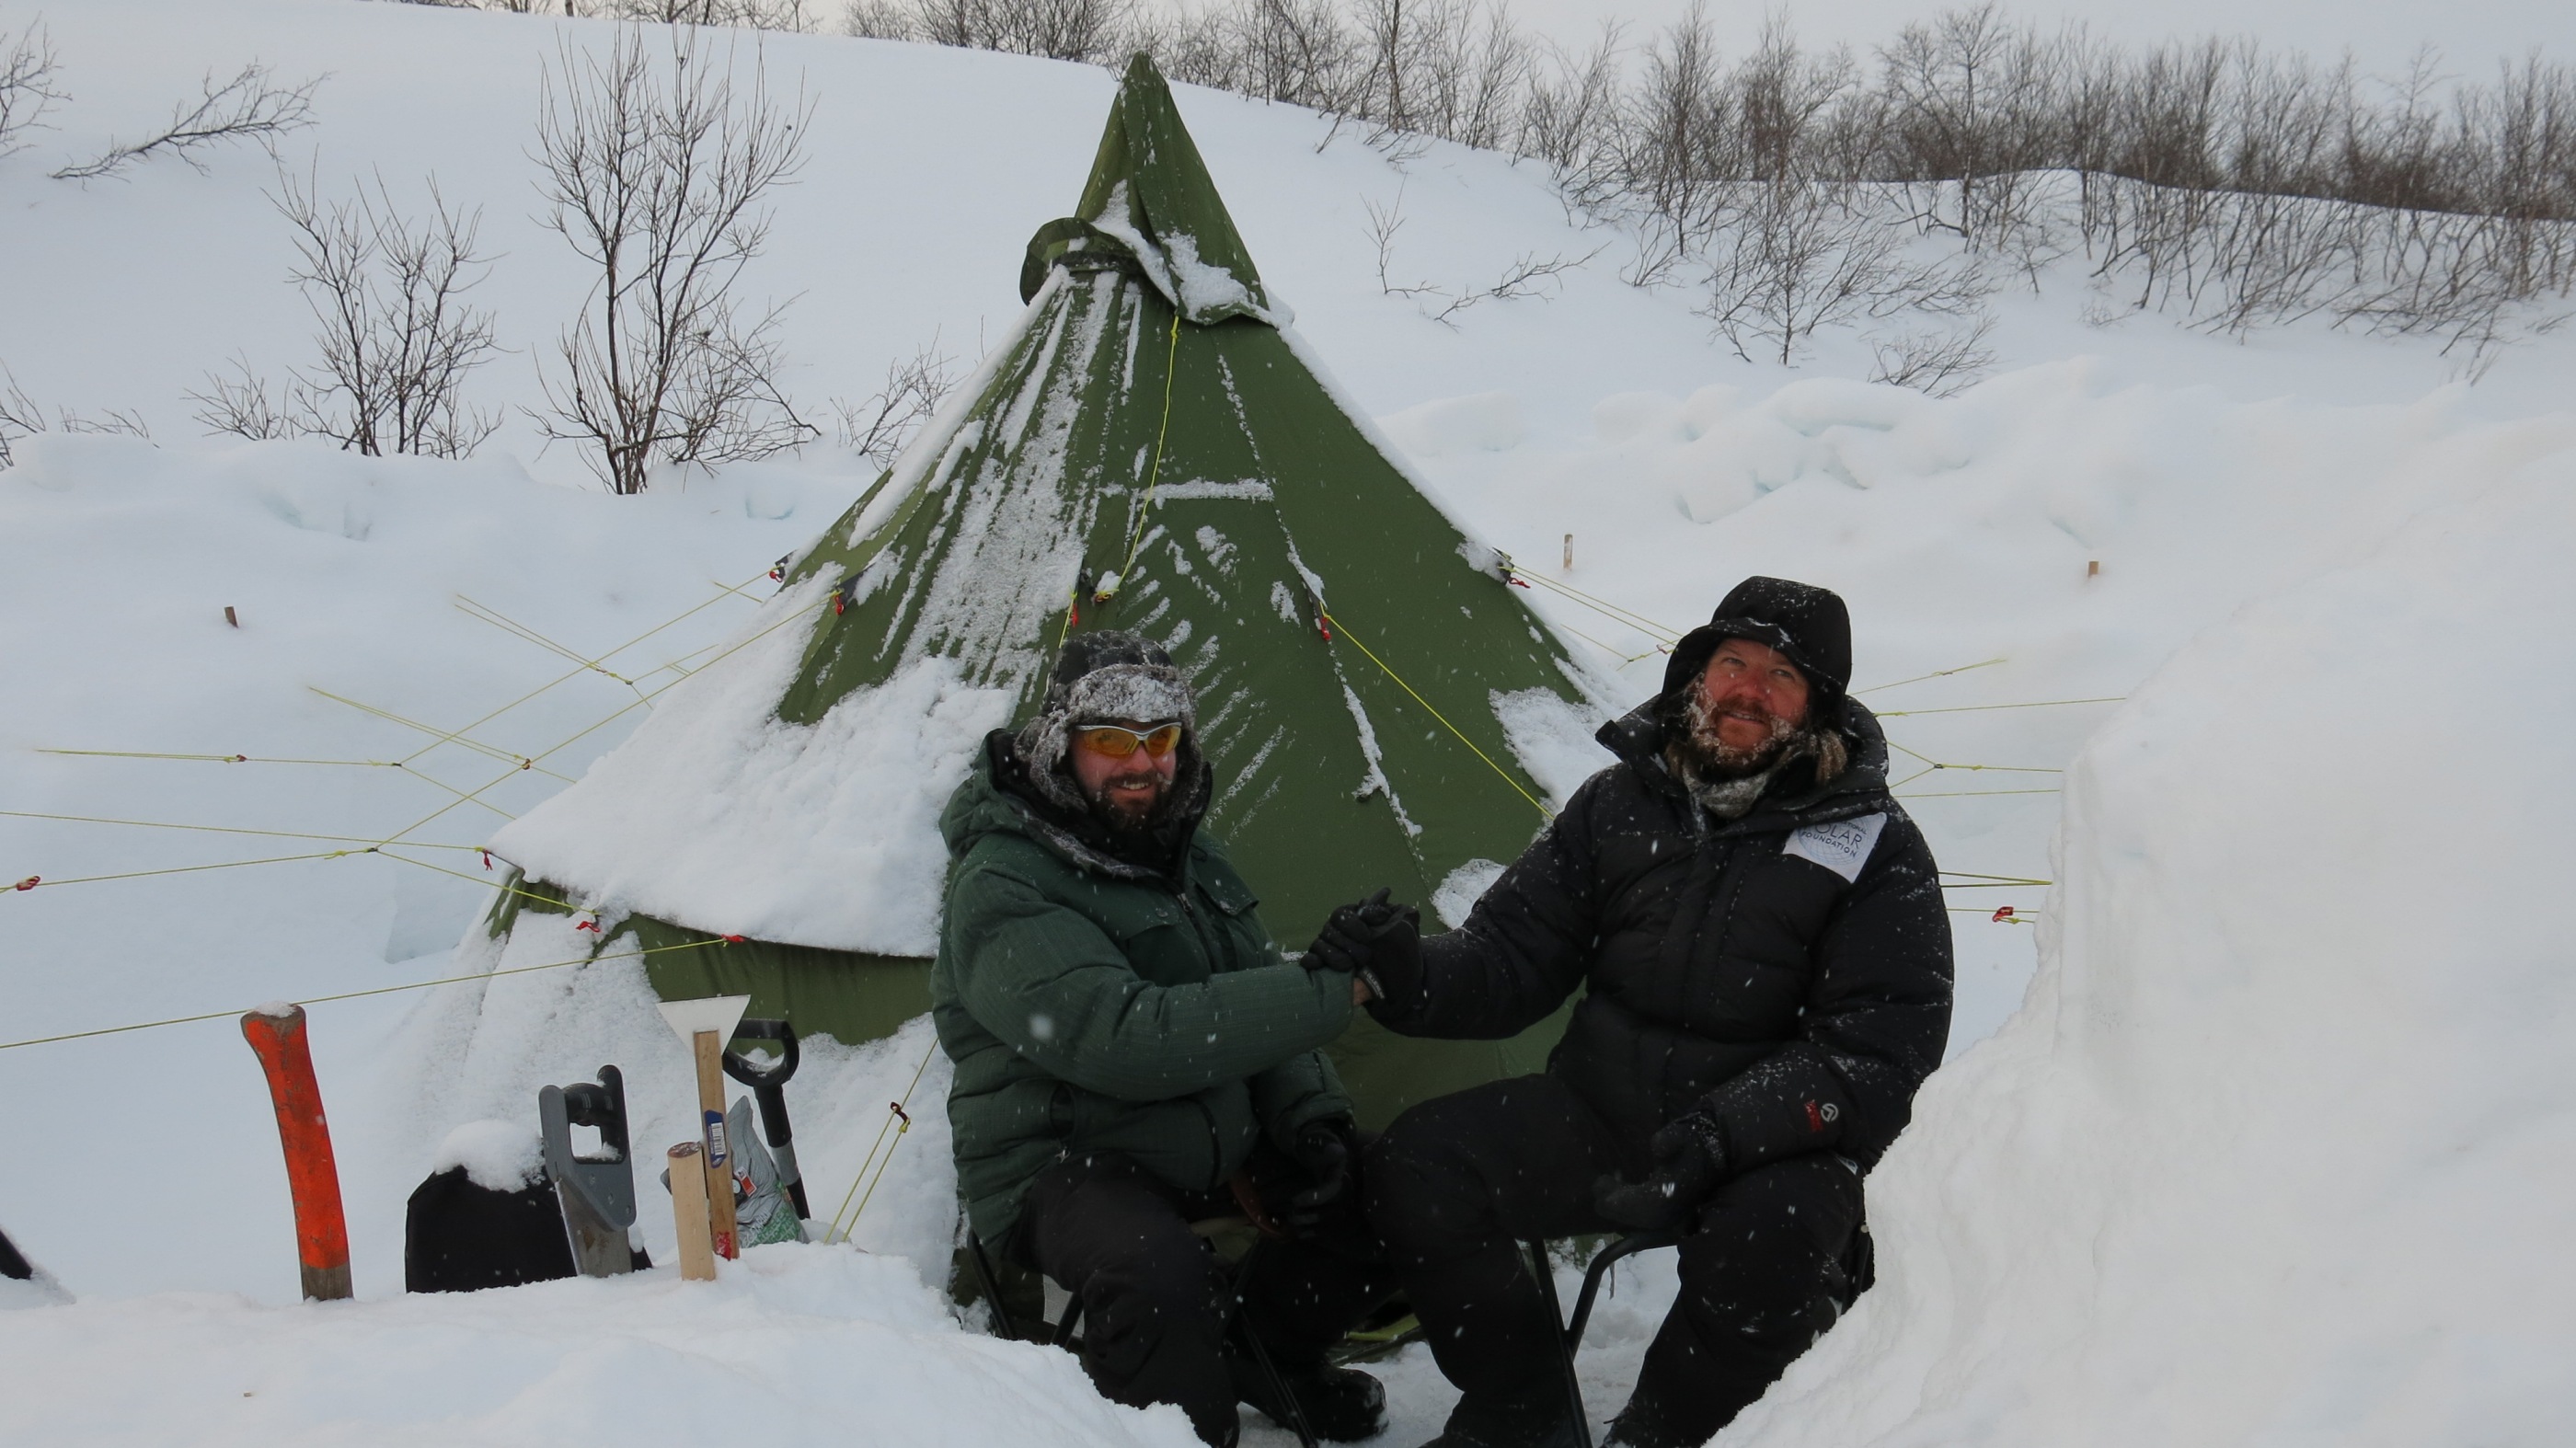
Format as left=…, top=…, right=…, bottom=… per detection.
left=1410, top=1388, right=1581, bottom=1448
left=1229, top=1348, right=1388, bottom=1442
left=1601, top=1389, right=1718, bottom=1448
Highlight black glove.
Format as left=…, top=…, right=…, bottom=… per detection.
left=1593, top=1117, right=1728, bottom=1232
left=1272, top=1117, right=1359, bottom=1238
left=1302, top=888, right=1423, bottom=1009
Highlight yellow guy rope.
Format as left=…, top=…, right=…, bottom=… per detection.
left=1319, top=612, right=1554, bottom=823
left=825, top=1038, right=942, bottom=1244
left=1061, top=309, right=1185, bottom=651
left=0, top=937, right=724, bottom=1053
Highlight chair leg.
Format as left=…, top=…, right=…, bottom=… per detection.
left=1565, top=1229, right=1683, bottom=1355
left=1524, top=1240, right=1594, bottom=1448
left=964, top=1231, right=1021, bottom=1340
left=1229, top=1239, right=1318, bottom=1448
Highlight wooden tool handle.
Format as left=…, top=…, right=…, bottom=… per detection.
left=668, top=1143, right=717, bottom=1281
left=239, top=1005, right=352, bottom=1302
left=691, top=1029, right=740, bottom=1259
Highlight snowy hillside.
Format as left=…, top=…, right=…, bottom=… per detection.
left=5, top=1, right=2575, bottom=1444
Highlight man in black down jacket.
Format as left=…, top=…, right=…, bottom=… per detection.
left=1305, top=576, right=1953, bottom=1448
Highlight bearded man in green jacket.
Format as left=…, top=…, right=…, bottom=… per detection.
left=933, top=631, right=1389, bottom=1447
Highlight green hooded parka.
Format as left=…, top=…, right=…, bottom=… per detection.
left=933, top=738, right=1354, bottom=1243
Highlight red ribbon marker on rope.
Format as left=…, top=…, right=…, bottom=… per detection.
left=722, top=935, right=745, bottom=944
left=1992, top=906, right=2017, bottom=923
left=575, top=918, right=602, bottom=934
left=480, top=850, right=493, bottom=871
left=12, top=876, right=38, bottom=891
left=888, top=1101, right=912, bottom=1128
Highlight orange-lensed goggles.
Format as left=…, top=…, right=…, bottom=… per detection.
left=1071, top=722, right=1185, bottom=760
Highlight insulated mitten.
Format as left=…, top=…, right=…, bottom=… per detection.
left=1593, top=1118, right=1728, bottom=1232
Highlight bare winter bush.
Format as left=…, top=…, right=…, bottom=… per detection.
left=534, top=29, right=816, bottom=495
left=0, top=18, right=64, bottom=159
left=454, top=0, right=2576, bottom=366
left=831, top=339, right=961, bottom=469
left=190, top=173, right=503, bottom=456
left=1363, top=182, right=1599, bottom=323
left=1869, top=315, right=1996, bottom=394
left=0, top=365, right=151, bottom=465
left=51, top=62, right=318, bottom=182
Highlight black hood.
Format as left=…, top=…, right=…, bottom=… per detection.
left=1596, top=691, right=1892, bottom=831
left=1663, top=576, right=1854, bottom=704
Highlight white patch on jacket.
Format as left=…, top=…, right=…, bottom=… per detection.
left=1783, top=812, right=1888, bottom=884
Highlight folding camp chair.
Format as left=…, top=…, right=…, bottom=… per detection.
left=1522, top=1230, right=1685, bottom=1448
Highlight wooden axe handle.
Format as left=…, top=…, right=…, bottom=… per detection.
left=239, top=1005, right=352, bottom=1302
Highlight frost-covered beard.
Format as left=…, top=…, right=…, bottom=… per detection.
left=1083, top=763, right=1173, bottom=849
left=1664, top=692, right=1846, bottom=820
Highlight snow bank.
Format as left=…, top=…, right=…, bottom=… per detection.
left=1725, top=421, right=2576, bottom=1443
left=0, top=1243, right=1199, bottom=1448
left=487, top=592, right=1015, bottom=956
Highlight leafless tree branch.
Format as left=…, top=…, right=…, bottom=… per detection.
left=0, top=18, right=66, bottom=159
left=830, top=336, right=960, bottom=470
left=51, top=62, right=319, bottom=182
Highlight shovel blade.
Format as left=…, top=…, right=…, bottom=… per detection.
left=655, top=994, right=752, bottom=1045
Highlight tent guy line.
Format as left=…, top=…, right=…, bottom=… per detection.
left=1320, top=609, right=1555, bottom=822
left=0, top=937, right=726, bottom=1053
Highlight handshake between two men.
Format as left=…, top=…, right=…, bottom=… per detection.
left=929, top=577, right=1954, bottom=1448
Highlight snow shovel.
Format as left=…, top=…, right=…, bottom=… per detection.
left=721, top=1017, right=810, bottom=1221
left=539, top=1064, right=638, bottom=1277
left=656, top=994, right=751, bottom=1260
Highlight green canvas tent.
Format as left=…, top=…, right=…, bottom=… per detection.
left=480, top=55, right=1604, bottom=1126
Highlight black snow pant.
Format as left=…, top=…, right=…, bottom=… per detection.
left=1366, top=1073, right=1866, bottom=1445
left=1008, top=1149, right=1395, bottom=1447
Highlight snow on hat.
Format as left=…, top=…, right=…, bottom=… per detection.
left=1662, top=576, right=1854, bottom=700
left=1015, top=631, right=1198, bottom=811
left=1040, top=630, right=1196, bottom=728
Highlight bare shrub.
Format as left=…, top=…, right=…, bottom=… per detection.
left=604, top=0, right=821, bottom=25
left=0, top=17, right=65, bottom=158
left=190, top=172, right=502, bottom=455
left=533, top=28, right=817, bottom=495
left=51, top=62, right=318, bottom=182
left=0, top=365, right=40, bottom=465
left=831, top=338, right=960, bottom=469
left=0, top=365, right=151, bottom=461
left=1869, top=315, right=1996, bottom=394
left=188, top=360, right=303, bottom=442
left=1364, top=180, right=1599, bottom=323
left=1701, top=179, right=1990, bottom=364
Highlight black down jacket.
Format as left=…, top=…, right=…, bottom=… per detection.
left=1367, top=695, right=1953, bottom=1174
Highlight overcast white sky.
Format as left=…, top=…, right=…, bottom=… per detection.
left=1498, top=0, right=2576, bottom=85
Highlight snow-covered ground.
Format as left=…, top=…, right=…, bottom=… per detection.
left=5, top=1, right=2574, bottom=1444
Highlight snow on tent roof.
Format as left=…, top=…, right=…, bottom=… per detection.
left=479, top=54, right=1605, bottom=1126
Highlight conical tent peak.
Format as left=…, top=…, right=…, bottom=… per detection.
left=1019, top=53, right=1279, bottom=325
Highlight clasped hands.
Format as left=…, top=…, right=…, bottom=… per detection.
left=1300, top=886, right=1421, bottom=1006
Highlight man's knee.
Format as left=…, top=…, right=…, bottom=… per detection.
left=1673, top=1158, right=1862, bottom=1352
left=1362, top=1087, right=1512, bottom=1260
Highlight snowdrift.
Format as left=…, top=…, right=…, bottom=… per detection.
left=1726, top=430, right=2576, bottom=1442
left=0, top=1244, right=1199, bottom=1448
